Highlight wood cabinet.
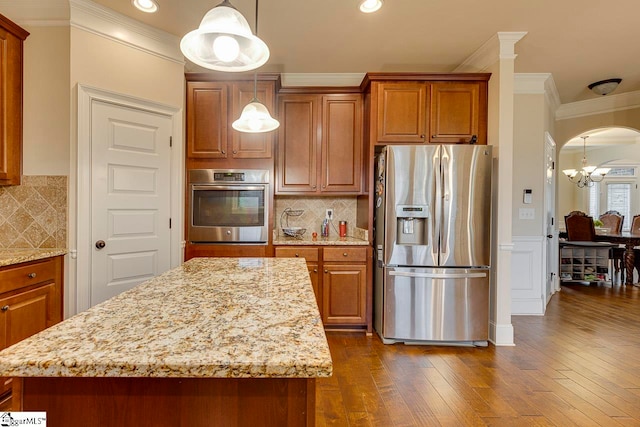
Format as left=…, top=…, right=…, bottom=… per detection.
left=276, top=93, right=363, bottom=194
left=185, top=76, right=277, bottom=166
left=369, top=75, right=489, bottom=145
left=0, top=255, right=63, bottom=410
left=275, top=246, right=370, bottom=330
left=0, top=14, right=29, bottom=186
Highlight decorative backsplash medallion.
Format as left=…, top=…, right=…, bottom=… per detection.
left=0, top=176, right=67, bottom=248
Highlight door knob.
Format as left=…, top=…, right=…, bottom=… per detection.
left=95, top=240, right=106, bottom=249
left=547, top=234, right=553, bottom=238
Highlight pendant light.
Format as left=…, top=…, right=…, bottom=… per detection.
left=180, top=0, right=269, bottom=72
left=232, top=0, right=279, bottom=133
left=562, top=136, right=611, bottom=188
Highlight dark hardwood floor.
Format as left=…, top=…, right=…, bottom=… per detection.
left=316, top=283, right=640, bottom=426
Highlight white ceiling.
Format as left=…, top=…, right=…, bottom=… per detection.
left=85, top=0, right=640, bottom=105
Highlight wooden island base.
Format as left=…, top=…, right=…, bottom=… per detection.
left=20, top=376, right=315, bottom=427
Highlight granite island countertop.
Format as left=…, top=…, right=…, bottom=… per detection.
left=0, top=257, right=332, bottom=379
left=0, top=248, right=68, bottom=267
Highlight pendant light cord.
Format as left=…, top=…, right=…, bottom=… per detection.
left=252, top=0, right=260, bottom=100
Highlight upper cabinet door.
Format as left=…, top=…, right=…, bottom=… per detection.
left=231, top=81, right=275, bottom=159
left=321, top=94, right=362, bottom=193
left=276, top=95, right=320, bottom=193
left=429, top=81, right=486, bottom=145
left=0, top=16, right=28, bottom=186
left=376, top=82, right=427, bottom=143
left=186, top=82, right=228, bottom=159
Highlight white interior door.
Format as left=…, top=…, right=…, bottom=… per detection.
left=544, top=132, right=558, bottom=302
left=90, top=101, right=172, bottom=306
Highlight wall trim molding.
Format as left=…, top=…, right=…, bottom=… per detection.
left=556, top=89, right=640, bottom=120
left=511, top=236, right=545, bottom=315
left=69, top=0, right=183, bottom=65
left=490, top=321, right=515, bottom=346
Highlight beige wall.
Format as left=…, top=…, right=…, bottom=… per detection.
left=555, top=105, right=640, bottom=223
left=70, top=28, right=183, bottom=107
left=555, top=107, right=640, bottom=149
left=512, top=93, right=545, bottom=236
left=22, top=26, right=70, bottom=175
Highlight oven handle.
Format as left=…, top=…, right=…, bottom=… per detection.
left=191, top=185, right=266, bottom=191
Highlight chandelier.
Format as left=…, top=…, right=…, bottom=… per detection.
left=562, top=136, right=610, bottom=188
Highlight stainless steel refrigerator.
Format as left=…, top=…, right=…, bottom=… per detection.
left=374, top=144, right=492, bottom=346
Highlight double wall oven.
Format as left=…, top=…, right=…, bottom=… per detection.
left=188, top=169, right=269, bottom=244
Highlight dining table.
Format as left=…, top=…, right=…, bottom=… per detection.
left=595, top=230, right=640, bottom=286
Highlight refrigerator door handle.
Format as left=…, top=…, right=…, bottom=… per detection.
left=432, top=148, right=441, bottom=261
left=389, top=271, right=487, bottom=279
left=440, top=150, right=450, bottom=258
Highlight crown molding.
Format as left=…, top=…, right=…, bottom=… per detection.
left=453, top=31, right=527, bottom=72
left=556, top=89, right=640, bottom=120
left=514, top=73, right=561, bottom=112
left=281, top=73, right=366, bottom=87
left=69, top=0, right=183, bottom=65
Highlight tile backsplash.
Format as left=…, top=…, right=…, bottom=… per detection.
left=0, top=176, right=67, bottom=248
left=274, top=196, right=359, bottom=238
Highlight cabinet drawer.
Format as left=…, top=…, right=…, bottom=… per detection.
left=274, top=247, right=320, bottom=262
left=0, top=259, right=55, bottom=294
left=323, top=247, right=367, bottom=262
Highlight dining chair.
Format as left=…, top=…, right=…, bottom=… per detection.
left=631, top=215, right=640, bottom=234
left=565, top=211, right=596, bottom=241
left=600, top=210, right=625, bottom=280
left=600, top=210, right=624, bottom=233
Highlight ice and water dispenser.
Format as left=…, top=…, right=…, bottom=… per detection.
left=395, top=205, right=429, bottom=245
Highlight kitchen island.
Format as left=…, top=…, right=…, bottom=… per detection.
left=0, top=257, right=332, bottom=426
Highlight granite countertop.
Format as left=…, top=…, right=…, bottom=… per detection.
left=0, top=248, right=68, bottom=267
left=0, top=257, right=332, bottom=379
left=273, top=236, right=369, bottom=246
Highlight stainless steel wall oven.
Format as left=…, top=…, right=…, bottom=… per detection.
left=188, top=169, right=269, bottom=243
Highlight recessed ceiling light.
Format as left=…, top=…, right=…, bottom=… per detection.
left=132, top=0, right=159, bottom=13
left=359, top=0, right=383, bottom=13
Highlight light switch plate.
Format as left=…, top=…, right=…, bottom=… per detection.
left=519, top=208, right=535, bottom=220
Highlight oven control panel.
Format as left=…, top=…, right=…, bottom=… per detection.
left=213, top=172, right=245, bottom=181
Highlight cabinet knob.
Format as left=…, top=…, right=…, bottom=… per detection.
left=343, top=252, right=348, bottom=257
left=27, top=272, right=37, bottom=279
left=431, top=135, right=436, bottom=138
left=221, top=150, right=226, bottom=154
left=1, top=306, right=8, bottom=312
left=233, top=150, right=237, bottom=154
left=312, top=185, right=316, bottom=189
left=295, top=253, right=299, bottom=257
left=313, top=269, right=318, bottom=273
left=421, top=134, right=426, bottom=139
left=324, top=269, right=328, bottom=274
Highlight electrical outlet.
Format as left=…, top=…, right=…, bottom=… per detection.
left=326, top=209, right=334, bottom=220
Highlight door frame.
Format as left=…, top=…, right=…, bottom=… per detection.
left=543, top=131, right=559, bottom=301
left=74, top=84, right=183, bottom=314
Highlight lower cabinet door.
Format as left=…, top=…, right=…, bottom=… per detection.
left=322, top=264, right=366, bottom=325
left=0, top=283, right=55, bottom=349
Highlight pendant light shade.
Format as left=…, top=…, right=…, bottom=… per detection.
left=232, top=99, right=280, bottom=133
left=180, top=0, right=270, bottom=72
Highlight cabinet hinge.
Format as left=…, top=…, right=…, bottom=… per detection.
left=552, top=161, right=555, bottom=170
left=169, top=218, right=172, bottom=229
left=170, top=136, right=173, bottom=147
